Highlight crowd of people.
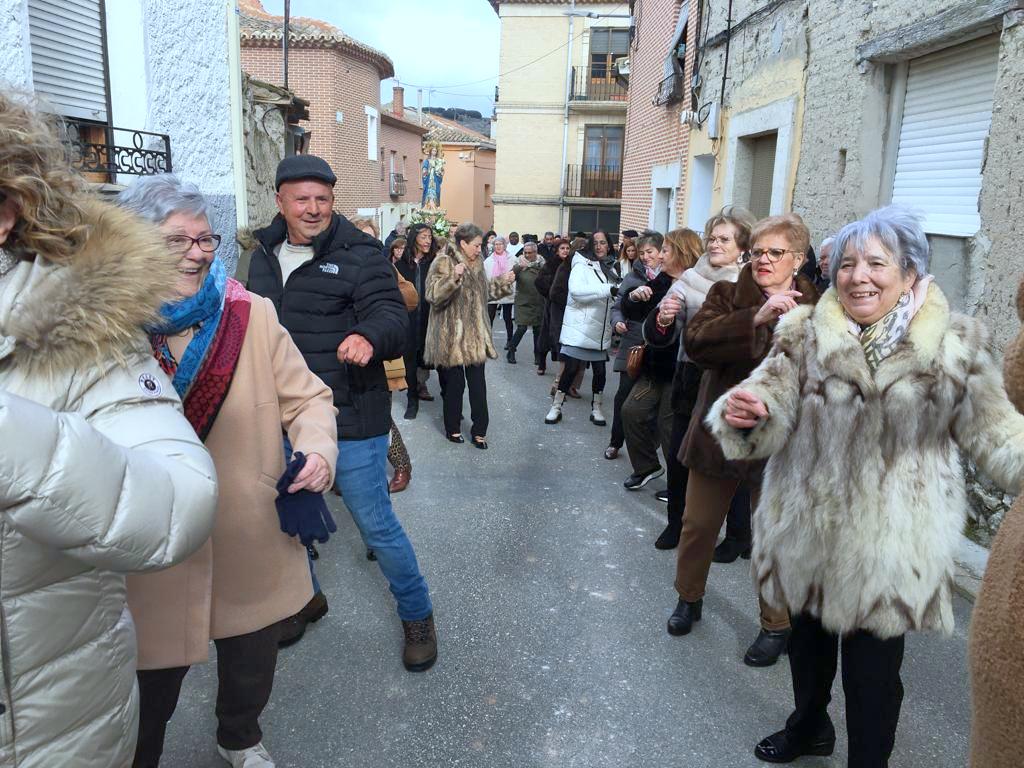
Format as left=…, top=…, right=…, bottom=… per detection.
left=2, top=91, right=1023, bottom=768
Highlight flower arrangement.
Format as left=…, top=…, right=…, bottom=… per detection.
left=410, top=207, right=451, bottom=237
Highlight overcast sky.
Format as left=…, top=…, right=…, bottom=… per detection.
left=261, top=0, right=500, bottom=116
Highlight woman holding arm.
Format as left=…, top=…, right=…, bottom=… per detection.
left=424, top=223, right=514, bottom=448
left=0, top=95, right=217, bottom=768
left=544, top=230, right=618, bottom=426
left=120, top=175, right=338, bottom=768
left=535, top=237, right=573, bottom=382
left=665, top=214, right=819, bottom=671
left=709, top=206, right=1024, bottom=766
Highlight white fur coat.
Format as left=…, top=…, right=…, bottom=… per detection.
left=708, top=285, right=1024, bottom=639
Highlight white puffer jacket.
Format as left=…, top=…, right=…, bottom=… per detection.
left=559, top=252, right=615, bottom=351
left=0, top=200, right=218, bottom=768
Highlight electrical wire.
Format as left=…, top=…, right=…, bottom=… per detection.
left=396, top=2, right=628, bottom=91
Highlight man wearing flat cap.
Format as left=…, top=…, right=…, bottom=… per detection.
left=247, top=155, right=437, bottom=672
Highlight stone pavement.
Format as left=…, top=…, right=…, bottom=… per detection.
left=162, top=328, right=973, bottom=768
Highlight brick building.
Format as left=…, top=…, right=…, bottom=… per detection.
left=238, top=0, right=424, bottom=231
left=619, top=0, right=699, bottom=233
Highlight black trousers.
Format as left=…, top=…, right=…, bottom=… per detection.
left=133, top=624, right=281, bottom=766
left=785, top=613, right=906, bottom=768
left=487, top=304, right=514, bottom=344
left=558, top=355, right=606, bottom=395
left=609, top=371, right=636, bottom=449
left=510, top=325, right=541, bottom=361
left=438, top=363, right=488, bottom=438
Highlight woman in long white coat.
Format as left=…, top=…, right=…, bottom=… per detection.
left=0, top=94, right=217, bottom=768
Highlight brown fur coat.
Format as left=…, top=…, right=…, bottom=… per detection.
left=423, top=247, right=512, bottom=368
left=969, top=278, right=1024, bottom=767
left=709, top=284, right=1024, bottom=639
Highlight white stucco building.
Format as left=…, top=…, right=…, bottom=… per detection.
left=0, top=0, right=246, bottom=270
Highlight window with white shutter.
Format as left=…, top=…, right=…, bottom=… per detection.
left=27, top=0, right=109, bottom=123
left=890, top=35, right=1000, bottom=237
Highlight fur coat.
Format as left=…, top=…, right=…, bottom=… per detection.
left=969, top=277, right=1024, bottom=767
left=424, top=247, right=512, bottom=368
left=708, top=284, right=1024, bottom=639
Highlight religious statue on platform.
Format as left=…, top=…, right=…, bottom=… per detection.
left=421, top=140, right=445, bottom=208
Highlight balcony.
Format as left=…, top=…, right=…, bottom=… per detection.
left=653, top=71, right=684, bottom=107
left=389, top=173, right=407, bottom=198
left=569, top=67, right=628, bottom=104
left=63, top=118, right=172, bottom=181
left=566, top=164, right=622, bottom=200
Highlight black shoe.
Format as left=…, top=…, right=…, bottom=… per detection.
left=744, top=628, right=791, bottom=667
left=404, top=399, right=419, bottom=420
left=754, top=728, right=836, bottom=763
left=654, top=489, right=669, bottom=503
left=507, top=349, right=516, bottom=364
left=654, top=522, right=681, bottom=550
left=666, top=598, right=702, bottom=636
left=278, top=591, right=328, bottom=648
left=366, top=548, right=377, bottom=561
left=446, top=433, right=465, bottom=444
left=624, top=467, right=665, bottom=490
left=472, top=437, right=489, bottom=450
left=713, top=537, right=752, bottom=563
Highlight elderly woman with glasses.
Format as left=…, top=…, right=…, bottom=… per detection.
left=119, top=175, right=338, bottom=768
left=709, top=206, right=1024, bottom=766
left=665, top=213, right=819, bottom=668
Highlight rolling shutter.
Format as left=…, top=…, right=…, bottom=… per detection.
left=890, top=35, right=999, bottom=237
left=27, top=0, right=108, bottom=122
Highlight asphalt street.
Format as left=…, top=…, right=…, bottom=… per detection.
left=162, top=327, right=973, bottom=768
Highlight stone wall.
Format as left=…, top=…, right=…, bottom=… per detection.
left=242, top=75, right=288, bottom=231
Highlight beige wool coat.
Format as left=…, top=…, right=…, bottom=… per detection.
left=0, top=199, right=217, bottom=768
left=423, top=247, right=512, bottom=368
left=969, top=277, right=1024, bottom=767
left=708, top=284, right=1024, bottom=639
left=127, top=294, right=338, bottom=669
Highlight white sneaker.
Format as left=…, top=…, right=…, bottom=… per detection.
left=217, top=742, right=276, bottom=767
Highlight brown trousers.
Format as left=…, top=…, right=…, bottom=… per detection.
left=674, top=469, right=790, bottom=631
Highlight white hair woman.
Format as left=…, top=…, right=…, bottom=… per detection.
left=0, top=94, right=217, bottom=768
left=119, top=174, right=338, bottom=768
left=485, top=235, right=516, bottom=346
left=710, top=206, right=1024, bottom=766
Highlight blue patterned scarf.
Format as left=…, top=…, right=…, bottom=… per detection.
left=151, top=258, right=227, bottom=398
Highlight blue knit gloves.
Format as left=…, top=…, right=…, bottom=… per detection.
left=275, top=451, right=337, bottom=546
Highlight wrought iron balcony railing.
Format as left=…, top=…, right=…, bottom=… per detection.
left=566, top=164, right=623, bottom=199
left=569, top=66, right=629, bottom=103
left=653, top=71, right=684, bottom=106
left=389, top=173, right=407, bottom=198
left=63, top=118, right=172, bottom=178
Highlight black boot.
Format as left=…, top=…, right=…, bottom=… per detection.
left=666, top=598, right=702, bottom=636
left=754, top=727, right=836, bottom=763
left=743, top=628, right=791, bottom=667
left=713, top=537, right=752, bottom=563
left=654, top=521, right=681, bottom=550
left=404, top=397, right=419, bottom=420
left=507, top=349, right=516, bottom=364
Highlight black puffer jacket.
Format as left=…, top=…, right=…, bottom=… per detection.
left=248, top=213, right=408, bottom=440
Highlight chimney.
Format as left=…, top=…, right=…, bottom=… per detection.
left=393, top=86, right=405, bottom=118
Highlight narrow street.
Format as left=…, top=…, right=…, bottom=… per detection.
left=163, top=328, right=973, bottom=768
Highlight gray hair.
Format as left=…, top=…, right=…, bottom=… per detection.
left=454, top=222, right=484, bottom=247
left=492, top=235, right=507, bottom=247
left=819, top=235, right=835, bottom=255
left=523, top=241, right=538, bottom=251
left=829, top=206, right=930, bottom=284
left=117, top=173, right=208, bottom=226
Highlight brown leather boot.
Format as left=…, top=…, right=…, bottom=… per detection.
left=402, top=614, right=438, bottom=672
left=389, top=467, right=411, bottom=493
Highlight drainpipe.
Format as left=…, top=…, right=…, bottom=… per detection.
left=558, top=0, right=575, bottom=234
left=227, top=0, right=248, bottom=232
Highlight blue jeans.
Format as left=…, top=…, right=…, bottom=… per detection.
left=335, top=435, right=432, bottom=621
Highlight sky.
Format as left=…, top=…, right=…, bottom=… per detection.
left=260, top=0, right=501, bottom=115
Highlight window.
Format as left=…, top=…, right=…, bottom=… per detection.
left=589, top=28, right=629, bottom=81
left=890, top=35, right=999, bottom=236
left=484, top=183, right=492, bottom=207
left=584, top=125, right=624, bottom=169
left=390, top=150, right=397, bottom=177
left=746, top=133, right=778, bottom=220
left=380, top=148, right=385, bottom=180
left=365, top=105, right=379, bottom=161
left=569, top=207, right=621, bottom=236
left=28, top=0, right=109, bottom=122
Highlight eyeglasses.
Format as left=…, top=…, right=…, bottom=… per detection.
left=165, top=234, right=222, bottom=254
left=748, top=247, right=799, bottom=263
left=706, top=235, right=733, bottom=245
